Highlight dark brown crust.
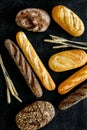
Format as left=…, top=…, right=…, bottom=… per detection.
left=4, top=39, right=43, bottom=97
left=15, top=8, right=50, bottom=32
left=16, top=101, right=55, bottom=130
left=59, top=84, right=87, bottom=110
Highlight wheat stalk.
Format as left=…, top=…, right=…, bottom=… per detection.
left=0, top=54, right=22, bottom=104
left=44, top=35, right=87, bottom=50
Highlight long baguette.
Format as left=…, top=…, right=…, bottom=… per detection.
left=5, top=39, right=43, bottom=97
left=58, top=65, right=87, bottom=94
left=59, top=84, right=87, bottom=110
left=16, top=31, right=56, bottom=91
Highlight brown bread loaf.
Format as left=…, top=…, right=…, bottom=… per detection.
left=58, top=65, right=87, bottom=94
left=15, top=8, right=50, bottom=32
left=16, top=31, right=56, bottom=91
left=59, top=84, right=87, bottom=110
left=16, top=101, right=55, bottom=130
left=52, top=5, right=85, bottom=36
left=5, top=39, right=43, bottom=98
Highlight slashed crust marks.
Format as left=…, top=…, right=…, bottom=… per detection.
left=5, top=39, right=43, bottom=97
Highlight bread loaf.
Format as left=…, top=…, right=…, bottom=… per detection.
left=5, top=39, right=43, bottom=97
left=16, top=101, right=55, bottom=130
left=48, top=49, right=87, bottom=72
left=52, top=5, right=85, bottom=36
left=16, top=31, right=56, bottom=91
left=58, top=65, right=87, bottom=94
left=59, top=84, right=87, bottom=110
left=15, top=8, right=50, bottom=32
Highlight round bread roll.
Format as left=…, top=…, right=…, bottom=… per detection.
left=15, top=8, right=50, bottom=32
left=52, top=5, right=85, bottom=37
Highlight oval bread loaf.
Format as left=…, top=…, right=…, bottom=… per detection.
left=48, top=49, right=87, bottom=72
left=15, top=8, right=50, bottom=32
left=52, top=5, right=85, bottom=36
left=58, top=65, right=87, bottom=95
left=16, top=101, right=55, bottom=130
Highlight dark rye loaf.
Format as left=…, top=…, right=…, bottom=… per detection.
left=5, top=39, right=43, bottom=97
left=16, top=101, right=55, bottom=130
left=59, top=84, right=87, bottom=110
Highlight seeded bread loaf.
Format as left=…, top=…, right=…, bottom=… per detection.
left=16, top=101, right=55, bottom=130
left=5, top=39, right=43, bottom=97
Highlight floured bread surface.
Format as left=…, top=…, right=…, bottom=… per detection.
left=15, top=8, right=50, bottom=32
left=52, top=5, right=85, bottom=36
left=16, top=101, right=55, bottom=130
left=48, top=50, right=87, bottom=72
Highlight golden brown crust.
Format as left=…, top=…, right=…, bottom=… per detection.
left=52, top=5, right=85, bottom=37
left=58, top=65, right=87, bottom=94
left=16, top=31, right=56, bottom=91
left=48, top=50, right=87, bottom=72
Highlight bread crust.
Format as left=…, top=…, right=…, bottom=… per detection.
left=5, top=39, right=43, bottom=97
left=15, top=8, right=50, bottom=32
left=16, top=31, right=56, bottom=91
left=48, top=50, right=87, bottom=72
left=58, top=65, right=87, bottom=94
left=59, top=84, right=87, bottom=110
left=52, top=5, right=85, bottom=37
left=16, top=101, right=55, bottom=130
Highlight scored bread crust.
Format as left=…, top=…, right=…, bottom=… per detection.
left=16, top=31, right=56, bottom=91
left=52, top=5, right=85, bottom=36
left=59, top=84, right=87, bottom=110
left=48, top=50, right=87, bottom=72
left=16, top=101, right=55, bottom=130
left=58, top=65, right=87, bottom=94
left=5, top=39, right=43, bottom=97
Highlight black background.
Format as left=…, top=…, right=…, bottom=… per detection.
left=0, top=0, right=87, bottom=130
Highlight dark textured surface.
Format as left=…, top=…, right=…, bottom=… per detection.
left=0, top=0, right=87, bottom=130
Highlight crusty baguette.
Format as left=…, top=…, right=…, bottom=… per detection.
left=5, top=39, right=43, bottom=97
left=52, top=5, right=85, bottom=37
left=59, top=84, right=87, bottom=110
left=58, top=65, right=87, bottom=94
left=16, top=31, right=56, bottom=91
left=48, top=49, right=87, bottom=72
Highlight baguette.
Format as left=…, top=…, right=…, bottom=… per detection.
left=52, top=5, right=85, bottom=37
left=58, top=65, right=87, bottom=94
left=16, top=31, right=56, bottom=91
left=59, top=84, right=87, bottom=110
left=5, top=39, right=43, bottom=97
left=48, top=49, right=87, bottom=72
